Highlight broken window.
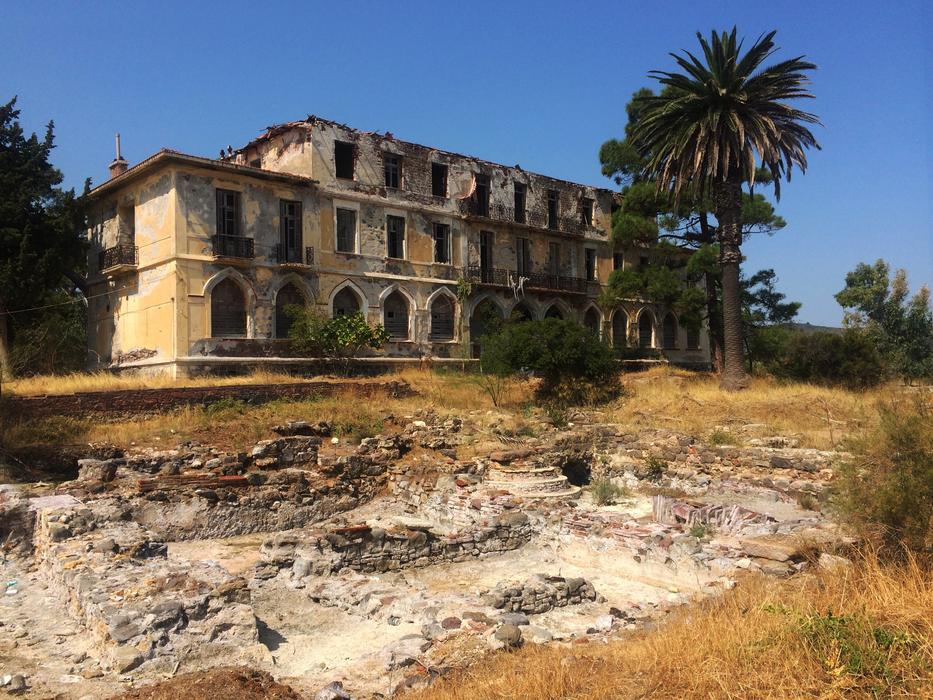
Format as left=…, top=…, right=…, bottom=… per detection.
left=334, top=140, right=355, bottom=179
left=384, top=153, right=401, bottom=188
left=613, top=252, right=624, bottom=270
left=473, top=173, right=490, bottom=217
left=279, top=199, right=302, bottom=263
left=516, top=237, right=532, bottom=277
left=585, top=248, right=597, bottom=281
left=386, top=215, right=406, bottom=259
left=335, top=208, right=357, bottom=253
left=513, top=183, right=526, bottom=223
left=433, top=223, right=451, bottom=264
left=431, top=162, right=448, bottom=197
left=430, top=295, right=455, bottom=341
left=211, top=278, right=246, bottom=338
left=215, top=189, right=241, bottom=237
left=332, top=287, right=361, bottom=317
left=547, top=190, right=559, bottom=229
left=581, top=198, right=595, bottom=226
left=662, top=313, right=678, bottom=349
left=275, top=283, right=305, bottom=339
left=383, top=291, right=410, bottom=340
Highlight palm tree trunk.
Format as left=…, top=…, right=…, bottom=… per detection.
left=713, top=180, right=750, bottom=390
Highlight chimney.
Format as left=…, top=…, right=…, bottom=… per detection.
left=108, top=133, right=129, bottom=179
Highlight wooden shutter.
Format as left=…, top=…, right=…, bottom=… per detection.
left=211, top=279, right=246, bottom=337
left=430, top=296, right=454, bottom=340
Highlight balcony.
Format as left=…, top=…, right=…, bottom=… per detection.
left=98, top=244, right=138, bottom=276
left=459, top=199, right=592, bottom=236
left=212, top=234, right=254, bottom=261
left=273, top=244, right=315, bottom=268
left=466, top=265, right=588, bottom=295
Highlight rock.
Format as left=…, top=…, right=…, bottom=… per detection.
left=818, top=552, right=852, bottom=571
left=8, top=674, right=25, bottom=691
left=525, top=625, right=553, bottom=644
left=594, top=615, right=614, bottom=632
left=741, top=536, right=802, bottom=562
left=315, top=680, right=353, bottom=700
left=494, top=623, right=522, bottom=647
left=488, top=448, right=532, bottom=464
left=440, top=616, right=461, bottom=630
left=498, top=612, right=529, bottom=626
left=93, top=538, right=117, bottom=554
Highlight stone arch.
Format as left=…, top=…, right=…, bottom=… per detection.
left=382, top=289, right=412, bottom=341
left=662, top=312, right=678, bottom=349
left=204, top=268, right=255, bottom=339
left=583, top=305, right=602, bottom=337
left=542, top=299, right=571, bottom=320
left=427, top=287, right=458, bottom=342
left=329, top=279, right=367, bottom=318
left=611, top=309, right=629, bottom=348
left=469, top=296, right=505, bottom=357
left=509, top=300, right=535, bottom=322
left=274, top=282, right=308, bottom=339
left=636, top=308, right=656, bottom=349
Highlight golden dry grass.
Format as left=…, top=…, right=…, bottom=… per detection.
left=405, top=550, right=933, bottom=700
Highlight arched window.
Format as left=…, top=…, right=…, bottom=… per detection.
left=511, top=302, right=533, bottom=322
left=430, top=295, right=455, bottom=341
left=612, top=311, right=628, bottom=347
left=383, top=291, right=410, bottom=340
left=275, top=283, right=305, bottom=339
left=332, top=286, right=361, bottom=317
left=544, top=305, right=563, bottom=320
left=211, top=278, right=247, bottom=338
left=638, top=312, right=653, bottom=349
left=470, top=298, right=503, bottom=358
left=584, top=308, right=601, bottom=337
left=662, top=313, right=677, bottom=349
left=686, top=326, right=701, bottom=350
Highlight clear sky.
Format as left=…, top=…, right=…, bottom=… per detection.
left=2, top=1, right=929, bottom=325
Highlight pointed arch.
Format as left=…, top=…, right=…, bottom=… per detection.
left=382, top=288, right=412, bottom=340
left=509, top=300, right=535, bottom=322
left=469, top=295, right=506, bottom=358
left=542, top=298, right=571, bottom=320
left=636, top=307, right=656, bottom=349
left=662, top=312, right=678, bottom=349
left=328, top=279, right=368, bottom=318
left=611, top=309, right=629, bottom=348
left=427, top=287, right=458, bottom=342
left=582, top=304, right=603, bottom=338
left=274, top=282, right=309, bottom=339
left=204, top=268, right=255, bottom=339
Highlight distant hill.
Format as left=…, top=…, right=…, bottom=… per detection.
left=782, top=322, right=845, bottom=335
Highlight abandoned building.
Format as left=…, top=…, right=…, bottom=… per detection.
left=85, top=117, right=711, bottom=376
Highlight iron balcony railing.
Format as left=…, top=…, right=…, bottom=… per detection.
left=212, top=234, right=254, bottom=259
left=465, top=265, right=588, bottom=294
left=273, top=244, right=315, bottom=266
left=98, top=244, right=138, bottom=272
left=459, top=199, right=592, bottom=236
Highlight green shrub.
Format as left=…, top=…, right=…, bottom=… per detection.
left=708, top=429, right=741, bottom=446
left=770, top=330, right=884, bottom=389
left=689, top=523, right=715, bottom=539
left=480, top=318, right=619, bottom=405
left=288, top=308, right=389, bottom=358
left=591, top=477, right=629, bottom=506
left=831, top=399, right=933, bottom=552
left=643, top=455, right=667, bottom=481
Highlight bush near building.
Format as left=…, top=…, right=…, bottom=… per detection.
left=769, top=330, right=884, bottom=389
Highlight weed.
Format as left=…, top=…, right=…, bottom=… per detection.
left=796, top=492, right=818, bottom=511
left=709, top=429, right=741, bottom=446
left=643, top=455, right=667, bottom=482
left=204, top=397, right=248, bottom=417
left=689, top=522, right=715, bottom=539
left=591, top=478, right=629, bottom=506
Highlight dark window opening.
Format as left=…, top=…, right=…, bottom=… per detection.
left=544, top=305, right=563, bottom=319
left=479, top=231, right=494, bottom=282
left=280, top=199, right=302, bottom=262
left=639, top=313, right=653, bottom=348
left=613, top=252, right=624, bottom=270
left=386, top=215, right=405, bottom=259
left=585, top=248, right=597, bottom=282
left=333, top=287, right=361, bottom=317
left=335, top=208, right=356, bottom=253
left=275, top=283, right=305, bottom=339
left=430, top=295, right=455, bottom=341
left=513, top=183, right=526, bottom=223
left=473, top=174, right=490, bottom=217
left=612, top=311, right=627, bottom=347
left=581, top=197, right=595, bottom=226
left=639, top=255, right=649, bottom=269
left=216, top=189, right=241, bottom=237
left=334, top=140, right=355, bottom=179
left=686, top=326, right=701, bottom=350
left=662, top=314, right=678, bottom=349
left=384, top=153, right=401, bottom=188
left=211, top=278, right=246, bottom=338
left=433, top=223, right=451, bottom=264
left=516, top=237, right=532, bottom=277
left=548, top=242, right=560, bottom=278
left=584, top=308, right=601, bottom=336
left=547, top=190, right=559, bottom=229
left=383, top=291, right=409, bottom=340
left=431, top=163, right=448, bottom=197
left=249, top=158, right=262, bottom=168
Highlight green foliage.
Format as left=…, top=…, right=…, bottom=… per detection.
left=688, top=523, right=715, bottom=539
left=708, top=429, right=740, bottom=446
left=480, top=318, right=619, bottom=405
left=742, top=269, right=801, bottom=371
left=643, top=455, right=667, bottom=481
left=287, top=308, right=389, bottom=360
left=832, top=399, right=933, bottom=552
left=836, top=260, right=933, bottom=382
left=770, top=330, right=884, bottom=389
left=204, top=397, right=248, bottom=417
left=455, top=277, right=473, bottom=302
left=591, top=477, right=629, bottom=506
left=8, top=291, right=86, bottom=375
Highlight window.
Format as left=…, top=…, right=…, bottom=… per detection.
left=275, top=284, right=304, bottom=339
left=513, top=183, right=526, bottom=223
left=581, top=197, right=595, bottom=226
left=211, top=278, right=246, bottom=338
left=474, top=174, right=490, bottom=217
left=545, top=305, right=563, bottom=319
left=516, top=237, right=532, bottom=276
left=279, top=200, right=302, bottom=263
left=479, top=231, right=494, bottom=282
left=686, top=326, right=701, bottom=350
left=585, top=248, right=597, bottom=281
left=334, top=140, right=355, bottom=179
left=584, top=308, right=601, bottom=336
left=333, top=287, right=361, bottom=317
left=433, top=223, right=451, bottom=264
left=216, top=189, right=241, bottom=237
left=548, top=242, right=560, bottom=278
left=430, top=295, right=455, bottom=341
left=335, top=208, right=357, bottom=253
left=639, top=255, right=649, bottom=269
left=612, top=311, right=628, bottom=347
left=431, top=162, right=448, bottom=197
left=547, top=190, right=559, bottom=229
left=638, top=313, right=653, bottom=348
left=662, top=313, right=678, bottom=349
left=613, top=252, right=624, bottom=270
left=383, top=291, right=409, bottom=340
left=386, top=215, right=406, bottom=259
left=384, top=153, right=401, bottom=188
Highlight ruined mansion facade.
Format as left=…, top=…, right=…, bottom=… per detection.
left=85, top=116, right=711, bottom=376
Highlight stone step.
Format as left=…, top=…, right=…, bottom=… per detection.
left=484, top=476, right=574, bottom=494
left=486, top=466, right=561, bottom=481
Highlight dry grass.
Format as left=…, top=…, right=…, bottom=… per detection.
left=406, top=550, right=933, bottom=700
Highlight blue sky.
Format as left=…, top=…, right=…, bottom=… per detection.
left=2, top=1, right=929, bottom=325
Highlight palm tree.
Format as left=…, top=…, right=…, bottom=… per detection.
left=632, top=28, right=820, bottom=390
